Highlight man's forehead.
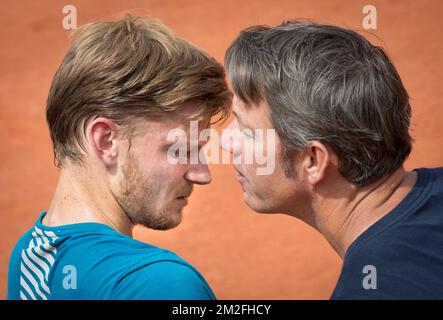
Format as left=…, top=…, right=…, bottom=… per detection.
left=232, top=94, right=244, bottom=113
left=232, top=94, right=258, bottom=117
left=232, top=94, right=260, bottom=115
left=233, top=93, right=268, bottom=109
left=135, top=116, right=210, bottom=140
left=232, top=94, right=274, bottom=131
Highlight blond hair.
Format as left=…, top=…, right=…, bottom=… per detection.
left=46, top=15, right=232, bottom=167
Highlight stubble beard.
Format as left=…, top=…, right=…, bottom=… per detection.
left=116, top=155, right=183, bottom=231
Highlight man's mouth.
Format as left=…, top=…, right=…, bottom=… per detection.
left=234, top=167, right=246, bottom=182
left=177, top=190, right=192, bottom=198
left=176, top=188, right=192, bottom=206
left=176, top=196, right=189, bottom=206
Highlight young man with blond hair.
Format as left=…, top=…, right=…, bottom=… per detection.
left=8, top=15, right=231, bottom=300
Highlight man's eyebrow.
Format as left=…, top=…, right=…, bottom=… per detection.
left=163, top=137, right=209, bottom=147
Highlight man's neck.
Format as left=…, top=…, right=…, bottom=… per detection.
left=313, top=167, right=418, bottom=258
left=43, top=167, right=134, bottom=237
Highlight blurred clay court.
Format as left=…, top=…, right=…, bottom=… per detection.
left=1, top=0, right=442, bottom=299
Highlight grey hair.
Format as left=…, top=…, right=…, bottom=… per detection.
left=225, top=20, right=412, bottom=186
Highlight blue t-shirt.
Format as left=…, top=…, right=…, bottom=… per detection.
left=7, top=212, right=216, bottom=300
left=331, top=167, right=443, bottom=299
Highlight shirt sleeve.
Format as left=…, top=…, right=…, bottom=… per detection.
left=111, top=260, right=216, bottom=300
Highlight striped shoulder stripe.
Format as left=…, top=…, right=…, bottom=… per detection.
left=18, top=226, right=59, bottom=300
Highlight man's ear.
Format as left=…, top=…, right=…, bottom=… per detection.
left=302, top=141, right=332, bottom=185
left=87, top=118, right=120, bottom=167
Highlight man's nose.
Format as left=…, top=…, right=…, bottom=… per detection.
left=185, top=163, right=212, bottom=185
left=220, top=119, right=241, bottom=155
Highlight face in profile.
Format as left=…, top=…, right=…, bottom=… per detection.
left=112, top=108, right=211, bottom=230
left=221, top=95, right=309, bottom=215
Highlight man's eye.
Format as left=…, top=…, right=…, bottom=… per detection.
left=174, top=148, right=198, bottom=159
left=170, top=144, right=204, bottom=160
left=242, top=129, right=254, bottom=139
left=189, top=145, right=203, bottom=156
left=171, top=148, right=184, bottom=158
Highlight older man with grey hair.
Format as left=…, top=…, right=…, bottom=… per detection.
left=221, top=20, right=443, bottom=299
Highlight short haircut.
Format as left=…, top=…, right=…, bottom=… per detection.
left=225, top=20, right=412, bottom=186
left=46, top=15, right=232, bottom=167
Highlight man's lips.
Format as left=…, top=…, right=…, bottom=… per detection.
left=234, top=167, right=246, bottom=182
left=176, top=196, right=189, bottom=206
left=177, top=193, right=192, bottom=198
left=176, top=189, right=192, bottom=206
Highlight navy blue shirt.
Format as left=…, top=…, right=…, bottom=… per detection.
left=331, top=167, right=443, bottom=299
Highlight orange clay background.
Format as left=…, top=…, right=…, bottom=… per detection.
left=1, top=0, right=442, bottom=300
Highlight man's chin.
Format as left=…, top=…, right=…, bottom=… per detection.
left=140, top=219, right=181, bottom=231
left=150, top=222, right=180, bottom=231
left=136, top=211, right=183, bottom=231
left=243, top=192, right=277, bottom=214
